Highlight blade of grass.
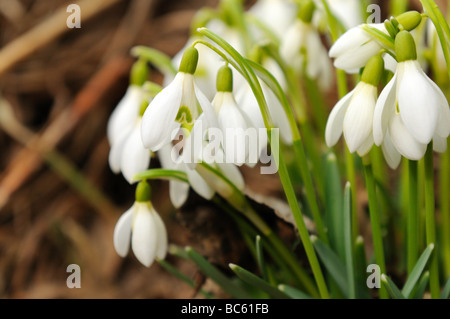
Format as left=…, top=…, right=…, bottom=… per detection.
left=402, top=244, right=435, bottom=298
left=381, top=275, right=406, bottom=299
left=229, top=264, right=289, bottom=299
left=255, top=235, right=269, bottom=283
left=185, top=247, right=252, bottom=299
left=278, top=284, right=312, bottom=299
left=344, top=182, right=356, bottom=299
left=412, top=272, right=429, bottom=299
left=441, top=276, right=450, bottom=299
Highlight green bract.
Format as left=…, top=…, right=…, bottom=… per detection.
left=216, top=65, right=233, bottom=92
left=361, top=55, right=385, bottom=86
left=395, top=30, right=418, bottom=62
left=135, top=180, right=151, bottom=202
left=179, top=47, right=199, bottom=74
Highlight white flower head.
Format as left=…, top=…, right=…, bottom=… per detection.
left=113, top=181, right=168, bottom=267
left=280, top=0, right=332, bottom=88
left=109, top=118, right=151, bottom=183
left=326, top=55, right=385, bottom=156
left=373, top=31, right=450, bottom=166
left=141, top=47, right=217, bottom=152
left=329, top=23, right=387, bottom=73
left=107, top=85, right=144, bottom=145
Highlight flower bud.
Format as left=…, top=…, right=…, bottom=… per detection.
left=396, top=11, right=422, bottom=32
left=361, top=55, right=385, bottom=86
left=179, top=47, right=199, bottom=74
left=216, top=65, right=233, bottom=92
left=135, top=180, right=151, bottom=202
left=395, top=31, right=417, bottom=62
left=298, top=0, right=315, bottom=24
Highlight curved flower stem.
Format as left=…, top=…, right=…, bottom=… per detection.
left=197, top=27, right=330, bottom=299
left=390, top=0, right=409, bottom=17
left=424, top=144, right=440, bottom=299
left=363, top=158, right=388, bottom=299
left=407, top=160, right=419, bottom=275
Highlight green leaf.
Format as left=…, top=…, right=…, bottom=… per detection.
left=343, top=182, right=356, bottom=299
left=229, top=264, right=289, bottom=299
left=441, top=276, right=450, bottom=299
left=185, top=247, right=252, bottom=299
left=361, top=25, right=396, bottom=51
left=381, top=275, right=406, bottom=299
left=278, top=284, right=312, bottom=299
left=255, top=235, right=269, bottom=282
left=157, top=259, right=215, bottom=299
left=311, top=235, right=348, bottom=298
left=402, top=244, right=434, bottom=298
left=412, top=272, right=429, bottom=299
left=324, top=153, right=345, bottom=260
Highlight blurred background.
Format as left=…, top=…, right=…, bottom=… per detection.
left=0, top=0, right=445, bottom=299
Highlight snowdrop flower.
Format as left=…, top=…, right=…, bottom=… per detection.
left=325, top=0, right=363, bottom=29
left=330, top=11, right=422, bottom=73
left=109, top=116, right=151, bottom=183
left=113, top=181, right=168, bottom=267
left=326, top=55, right=384, bottom=156
left=329, top=23, right=388, bottom=73
left=141, top=47, right=217, bottom=152
left=107, top=57, right=148, bottom=145
left=373, top=31, right=450, bottom=166
left=213, top=65, right=256, bottom=165
left=280, top=0, right=332, bottom=88
left=248, top=0, right=297, bottom=41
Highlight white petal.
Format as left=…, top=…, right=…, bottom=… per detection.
left=157, top=143, right=177, bottom=169
left=356, top=135, right=374, bottom=157
left=373, top=72, right=398, bottom=146
left=333, top=40, right=382, bottom=72
left=216, top=161, right=245, bottom=191
left=425, top=75, right=450, bottom=138
left=113, top=206, right=134, bottom=257
left=121, top=120, right=151, bottom=183
left=107, top=86, right=142, bottom=144
left=381, top=131, right=402, bottom=169
left=151, top=209, right=168, bottom=259
left=186, top=165, right=215, bottom=200
left=343, top=83, right=376, bottom=153
left=329, top=25, right=370, bottom=58
left=131, top=203, right=157, bottom=267
left=169, top=178, right=190, bottom=208
left=325, top=88, right=355, bottom=147
left=218, top=93, right=251, bottom=165
left=195, top=83, right=219, bottom=130
left=397, top=61, right=439, bottom=144
left=389, top=113, right=427, bottom=161
left=108, top=126, right=132, bottom=174
left=141, top=73, right=184, bottom=151
left=433, top=135, right=447, bottom=153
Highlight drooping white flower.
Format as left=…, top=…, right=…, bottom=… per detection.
left=329, top=11, right=423, bottom=73
left=113, top=181, right=167, bottom=267
left=326, top=0, right=363, bottom=29
left=248, top=0, right=297, bottom=41
left=109, top=118, right=151, bottom=183
left=107, top=85, right=144, bottom=145
left=326, top=55, right=385, bottom=156
left=373, top=31, right=450, bottom=165
left=280, top=1, right=332, bottom=88
left=329, top=23, right=388, bottom=73
left=141, top=47, right=217, bottom=152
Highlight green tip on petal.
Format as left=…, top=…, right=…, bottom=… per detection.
left=361, top=55, right=385, bottom=86
left=130, top=58, right=148, bottom=86
left=216, top=65, right=233, bottom=92
left=396, top=11, right=422, bottom=32
left=298, top=0, right=315, bottom=23
left=179, top=47, right=199, bottom=74
left=395, top=31, right=417, bottom=62
left=135, top=180, right=151, bottom=202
